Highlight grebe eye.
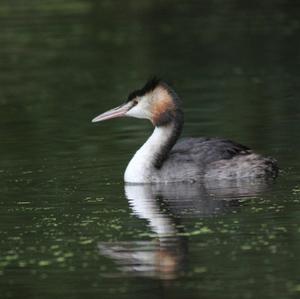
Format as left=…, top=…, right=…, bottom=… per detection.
left=133, top=100, right=138, bottom=106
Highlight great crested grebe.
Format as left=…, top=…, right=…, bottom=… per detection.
left=92, top=78, right=278, bottom=183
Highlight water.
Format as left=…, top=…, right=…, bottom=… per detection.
left=1, top=1, right=300, bottom=298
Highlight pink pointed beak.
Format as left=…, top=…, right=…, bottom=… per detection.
left=91, top=103, right=131, bottom=123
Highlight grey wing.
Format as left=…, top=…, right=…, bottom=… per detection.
left=169, top=137, right=251, bottom=166
left=160, top=137, right=277, bottom=181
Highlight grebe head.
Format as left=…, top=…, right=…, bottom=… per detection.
left=92, top=78, right=182, bottom=126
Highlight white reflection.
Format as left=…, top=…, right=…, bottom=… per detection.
left=98, top=180, right=271, bottom=279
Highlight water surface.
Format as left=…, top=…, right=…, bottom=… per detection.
left=1, top=1, right=300, bottom=298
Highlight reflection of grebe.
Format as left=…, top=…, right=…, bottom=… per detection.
left=99, top=184, right=187, bottom=280
left=98, top=181, right=270, bottom=279
left=92, top=78, right=278, bottom=183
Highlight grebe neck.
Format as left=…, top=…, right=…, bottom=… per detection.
left=124, top=119, right=183, bottom=183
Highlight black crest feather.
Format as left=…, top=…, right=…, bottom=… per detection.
left=127, top=77, right=161, bottom=102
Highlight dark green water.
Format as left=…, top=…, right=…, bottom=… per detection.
left=1, top=1, right=300, bottom=298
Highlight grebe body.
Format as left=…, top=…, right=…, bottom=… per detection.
left=92, top=79, right=278, bottom=183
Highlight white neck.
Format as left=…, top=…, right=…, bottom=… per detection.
left=124, top=124, right=174, bottom=183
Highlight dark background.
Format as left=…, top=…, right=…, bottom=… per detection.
left=0, top=1, right=300, bottom=298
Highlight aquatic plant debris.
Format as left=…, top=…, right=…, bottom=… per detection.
left=179, top=227, right=213, bottom=236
